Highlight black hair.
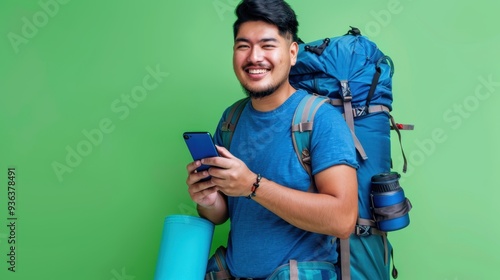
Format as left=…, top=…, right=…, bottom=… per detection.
left=233, top=0, right=299, bottom=42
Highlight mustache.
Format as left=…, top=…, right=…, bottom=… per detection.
left=243, top=63, right=271, bottom=69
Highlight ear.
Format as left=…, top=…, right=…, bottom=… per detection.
left=289, top=41, right=299, bottom=66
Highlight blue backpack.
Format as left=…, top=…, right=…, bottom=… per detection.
left=220, top=27, right=413, bottom=280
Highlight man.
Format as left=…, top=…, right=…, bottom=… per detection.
left=186, top=0, right=358, bottom=278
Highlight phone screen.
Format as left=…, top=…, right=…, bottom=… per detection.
left=183, top=132, right=219, bottom=173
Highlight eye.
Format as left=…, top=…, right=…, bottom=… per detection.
left=262, top=44, right=276, bottom=49
left=235, top=44, right=250, bottom=50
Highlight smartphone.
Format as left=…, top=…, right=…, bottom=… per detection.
left=183, top=132, right=219, bottom=176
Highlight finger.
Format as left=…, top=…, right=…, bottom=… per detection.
left=206, top=170, right=223, bottom=186
left=186, top=169, right=211, bottom=186
left=201, top=146, right=234, bottom=168
left=215, top=145, right=235, bottom=159
left=188, top=179, right=216, bottom=197
left=186, top=160, right=202, bottom=173
left=194, top=186, right=218, bottom=201
left=201, top=156, right=226, bottom=169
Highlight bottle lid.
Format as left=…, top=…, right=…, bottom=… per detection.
left=371, top=172, right=401, bottom=192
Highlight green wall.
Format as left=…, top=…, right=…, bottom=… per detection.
left=1, top=0, right=498, bottom=279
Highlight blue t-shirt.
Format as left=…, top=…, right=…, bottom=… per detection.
left=213, top=89, right=358, bottom=278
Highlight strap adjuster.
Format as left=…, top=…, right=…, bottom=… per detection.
left=221, top=121, right=234, bottom=132
left=354, top=106, right=369, bottom=117
left=340, top=80, right=352, bottom=101
left=355, top=225, right=371, bottom=237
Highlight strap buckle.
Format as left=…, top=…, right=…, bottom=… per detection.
left=221, top=122, right=229, bottom=131
left=355, top=225, right=371, bottom=237
left=340, top=80, right=352, bottom=102
left=304, top=38, right=330, bottom=56
left=353, top=106, right=369, bottom=117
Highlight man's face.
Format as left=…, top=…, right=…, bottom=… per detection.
left=233, top=21, right=297, bottom=98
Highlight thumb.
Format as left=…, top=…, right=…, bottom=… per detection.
left=216, top=145, right=235, bottom=159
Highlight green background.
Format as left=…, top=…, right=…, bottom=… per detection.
left=1, top=0, right=499, bottom=279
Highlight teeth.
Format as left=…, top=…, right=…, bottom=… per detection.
left=248, top=69, right=268, bottom=74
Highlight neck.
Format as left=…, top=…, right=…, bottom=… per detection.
left=251, top=83, right=296, bottom=112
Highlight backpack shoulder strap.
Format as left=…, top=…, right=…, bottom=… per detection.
left=291, top=94, right=329, bottom=187
left=292, top=93, right=353, bottom=280
left=220, top=97, right=250, bottom=150
left=221, top=94, right=327, bottom=182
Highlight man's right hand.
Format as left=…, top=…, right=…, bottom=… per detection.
left=186, top=160, right=228, bottom=224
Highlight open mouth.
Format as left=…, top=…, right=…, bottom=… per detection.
left=246, top=68, right=269, bottom=74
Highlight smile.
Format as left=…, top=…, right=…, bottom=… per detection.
left=246, top=68, right=269, bottom=74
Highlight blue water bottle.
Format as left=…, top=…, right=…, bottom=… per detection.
left=370, top=172, right=412, bottom=232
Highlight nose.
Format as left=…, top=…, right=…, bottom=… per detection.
left=247, top=46, right=264, bottom=64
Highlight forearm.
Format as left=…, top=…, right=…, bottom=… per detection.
left=197, top=191, right=229, bottom=225
left=251, top=175, right=357, bottom=238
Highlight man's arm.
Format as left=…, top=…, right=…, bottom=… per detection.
left=204, top=146, right=358, bottom=238
left=196, top=191, right=229, bottom=225
left=250, top=164, right=358, bottom=238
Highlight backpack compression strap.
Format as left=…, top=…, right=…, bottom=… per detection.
left=339, top=80, right=369, bottom=161
left=329, top=99, right=414, bottom=174
left=389, top=115, right=413, bottom=173
left=365, top=55, right=394, bottom=110
left=220, top=98, right=250, bottom=150
left=291, top=94, right=329, bottom=190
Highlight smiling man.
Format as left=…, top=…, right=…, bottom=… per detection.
left=185, top=0, right=359, bottom=279
left=233, top=20, right=295, bottom=101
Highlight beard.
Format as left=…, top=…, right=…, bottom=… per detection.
left=241, top=78, right=286, bottom=99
